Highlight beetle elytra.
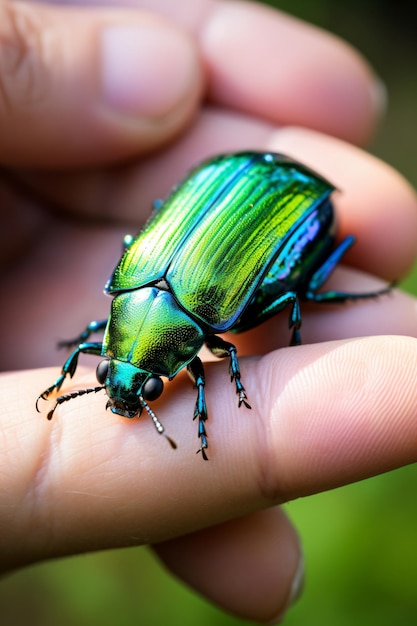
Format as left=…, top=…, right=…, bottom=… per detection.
left=37, top=152, right=389, bottom=459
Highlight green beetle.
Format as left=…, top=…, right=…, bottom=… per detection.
left=37, top=152, right=388, bottom=459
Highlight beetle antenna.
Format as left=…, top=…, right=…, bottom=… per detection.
left=139, top=396, right=177, bottom=450
left=45, top=386, right=106, bottom=420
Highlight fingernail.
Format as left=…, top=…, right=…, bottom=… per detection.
left=268, top=554, right=305, bottom=625
left=101, top=24, right=197, bottom=117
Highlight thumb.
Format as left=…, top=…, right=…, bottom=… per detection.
left=0, top=0, right=203, bottom=168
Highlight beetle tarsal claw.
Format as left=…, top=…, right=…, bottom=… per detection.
left=35, top=386, right=56, bottom=411
left=36, top=385, right=61, bottom=412
left=35, top=394, right=46, bottom=413
left=238, top=391, right=251, bottom=410
left=196, top=445, right=209, bottom=461
left=231, top=376, right=251, bottom=410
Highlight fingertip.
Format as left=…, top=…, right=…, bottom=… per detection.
left=154, top=507, right=303, bottom=623
left=260, top=335, right=417, bottom=500
left=0, top=2, right=204, bottom=167
left=100, top=23, right=199, bottom=119
left=201, top=2, right=383, bottom=144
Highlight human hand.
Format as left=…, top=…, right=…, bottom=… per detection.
left=1, top=1, right=417, bottom=623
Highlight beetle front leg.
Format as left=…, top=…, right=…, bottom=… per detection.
left=36, top=341, right=103, bottom=411
left=205, top=336, right=251, bottom=409
left=288, top=296, right=302, bottom=346
left=187, top=357, right=209, bottom=460
left=58, top=319, right=108, bottom=350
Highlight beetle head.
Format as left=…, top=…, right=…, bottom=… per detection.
left=96, top=358, right=163, bottom=418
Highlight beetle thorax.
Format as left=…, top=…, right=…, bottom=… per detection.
left=103, top=287, right=204, bottom=378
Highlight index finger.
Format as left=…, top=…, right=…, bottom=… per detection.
left=2, top=331, right=417, bottom=568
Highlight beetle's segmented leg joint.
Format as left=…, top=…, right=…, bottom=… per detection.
left=196, top=419, right=209, bottom=460
left=188, top=362, right=209, bottom=460
left=36, top=342, right=104, bottom=414
left=205, top=336, right=251, bottom=411
left=290, top=327, right=301, bottom=346
left=228, top=347, right=251, bottom=410
left=288, top=298, right=302, bottom=346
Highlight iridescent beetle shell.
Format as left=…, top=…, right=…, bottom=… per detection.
left=37, top=152, right=388, bottom=458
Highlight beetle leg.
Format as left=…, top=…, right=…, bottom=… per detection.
left=58, top=319, right=108, bottom=350
left=306, top=283, right=392, bottom=303
left=255, top=291, right=303, bottom=345
left=288, top=296, right=302, bottom=346
left=205, top=336, right=251, bottom=409
left=187, top=357, right=209, bottom=460
left=305, top=235, right=391, bottom=302
left=36, top=341, right=103, bottom=412
left=306, top=235, right=355, bottom=294
left=232, top=290, right=303, bottom=345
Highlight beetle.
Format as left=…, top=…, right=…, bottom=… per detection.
left=37, top=151, right=389, bottom=459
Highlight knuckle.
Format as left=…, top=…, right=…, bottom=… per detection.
left=0, top=2, right=51, bottom=111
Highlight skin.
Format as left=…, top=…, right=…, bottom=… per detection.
left=1, top=0, right=417, bottom=623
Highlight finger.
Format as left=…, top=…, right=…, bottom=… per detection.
left=0, top=0, right=203, bottom=167
left=101, top=0, right=385, bottom=144
left=19, top=112, right=417, bottom=279
left=2, top=335, right=417, bottom=569
left=254, top=335, right=417, bottom=500
left=154, top=508, right=303, bottom=624
left=199, top=0, right=384, bottom=145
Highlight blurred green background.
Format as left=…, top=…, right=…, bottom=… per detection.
left=2, top=1, right=417, bottom=625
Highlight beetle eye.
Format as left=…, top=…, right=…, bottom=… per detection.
left=142, top=376, right=164, bottom=401
left=96, top=359, right=109, bottom=385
